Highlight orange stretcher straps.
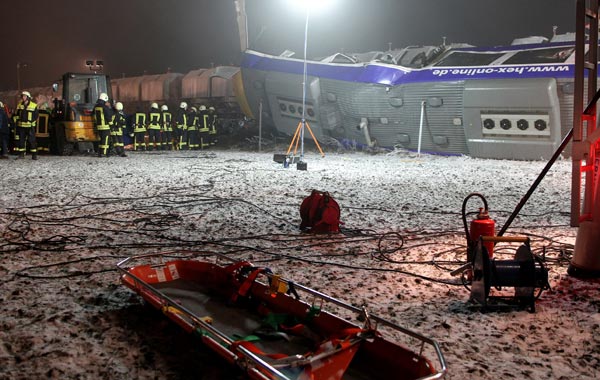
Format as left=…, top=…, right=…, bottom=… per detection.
left=316, top=327, right=366, bottom=353
left=232, top=267, right=273, bottom=302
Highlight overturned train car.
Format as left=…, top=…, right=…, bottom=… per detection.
left=237, top=33, right=579, bottom=160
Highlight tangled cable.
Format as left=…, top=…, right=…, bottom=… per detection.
left=0, top=179, right=574, bottom=288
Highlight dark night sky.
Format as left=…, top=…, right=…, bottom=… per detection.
left=0, top=0, right=576, bottom=91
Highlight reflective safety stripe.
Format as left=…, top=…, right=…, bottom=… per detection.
left=209, top=114, right=217, bottom=134
left=199, top=114, right=210, bottom=132
left=94, top=106, right=110, bottom=130
left=134, top=113, right=147, bottom=132
left=148, top=111, right=161, bottom=129
left=177, top=113, right=188, bottom=129
left=16, top=101, right=38, bottom=127
left=162, top=112, right=172, bottom=131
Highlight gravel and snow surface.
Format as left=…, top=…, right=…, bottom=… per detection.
left=0, top=148, right=598, bottom=379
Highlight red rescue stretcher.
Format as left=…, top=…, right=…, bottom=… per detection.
left=117, top=252, right=447, bottom=380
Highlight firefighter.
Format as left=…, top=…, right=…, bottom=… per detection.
left=93, top=92, right=113, bottom=157
left=11, top=104, right=19, bottom=152
left=0, top=101, right=9, bottom=158
left=160, top=105, right=172, bottom=150
left=175, top=102, right=188, bottom=150
left=198, top=105, right=210, bottom=149
left=110, top=102, right=127, bottom=157
left=208, top=106, right=218, bottom=146
left=147, top=103, right=161, bottom=151
left=133, top=108, right=147, bottom=151
left=36, top=103, right=51, bottom=153
left=14, top=91, right=39, bottom=160
left=187, top=106, right=199, bottom=150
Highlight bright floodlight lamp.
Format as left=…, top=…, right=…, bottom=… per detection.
left=284, top=0, right=333, bottom=171
left=287, top=0, right=334, bottom=11
left=86, top=59, right=104, bottom=72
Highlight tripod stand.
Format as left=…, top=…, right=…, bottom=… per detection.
left=286, top=120, right=325, bottom=160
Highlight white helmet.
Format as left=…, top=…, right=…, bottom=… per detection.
left=191, top=106, right=198, bottom=112
left=22, top=91, right=32, bottom=98
left=199, top=105, right=207, bottom=111
left=115, top=102, right=123, bottom=111
left=161, top=105, right=168, bottom=111
left=0, top=101, right=3, bottom=108
left=209, top=106, right=215, bottom=111
left=99, top=93, right=109, bottom=102
left=179, top=101, right=187, bottom=109
left=151, top=102, right=158, bottom=109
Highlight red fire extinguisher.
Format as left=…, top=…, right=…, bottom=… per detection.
left=462, top=193, right=496, bottom=260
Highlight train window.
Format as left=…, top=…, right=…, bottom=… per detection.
left=434, top=52, right=504, bottom=67
left=503, top=47, right=574, bottom=64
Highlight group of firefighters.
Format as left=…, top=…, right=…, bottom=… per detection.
left=93, top=93, right=219, bottom=157
left=0, top=91, right=220, bottom=160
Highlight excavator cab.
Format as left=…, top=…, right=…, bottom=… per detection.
left=50, top=72, right=112, bottom=155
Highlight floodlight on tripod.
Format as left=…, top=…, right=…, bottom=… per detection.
left=284, top=0, right=330, bottom=171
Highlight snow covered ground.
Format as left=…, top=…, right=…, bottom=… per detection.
left=0, top=148, right=598, bottom=380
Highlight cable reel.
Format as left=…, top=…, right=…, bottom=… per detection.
left=470, top=236, right=550, bottom=312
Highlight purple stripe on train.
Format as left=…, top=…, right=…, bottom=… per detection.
left=241, top=51, right=575, bottom=86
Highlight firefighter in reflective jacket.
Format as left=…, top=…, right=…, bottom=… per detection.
left=133, top=109, right=147, bottom=151
left=187, top=106, right=199, bottom=150
left=0, top=101, right=9, bottom=158
left=175, top=102, right=188, bottom=150
left=14, top=91, right=39, bottom=160
left=110, top=102, right=127, bottom=157
left=93, top=93, right=113, bottom=157
left=198, top=105, right=210, bottom=149
left=160, top=105, right=172, bottom=150
left=208, top=106, right=218, bottom=145
left=147, top=103, right=161, bottom=151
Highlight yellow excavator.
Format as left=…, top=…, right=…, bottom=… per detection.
left=50, top=72, right=112, bottom=155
